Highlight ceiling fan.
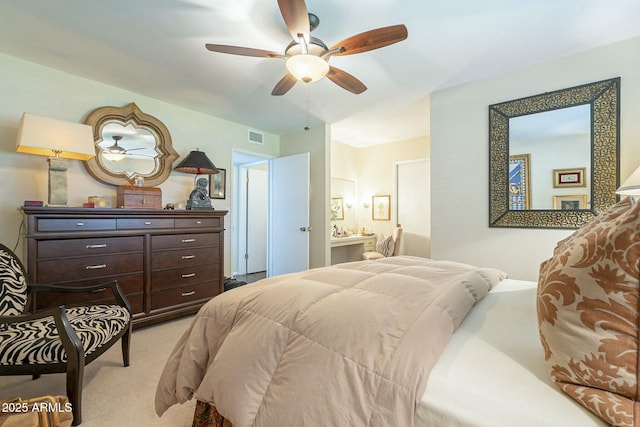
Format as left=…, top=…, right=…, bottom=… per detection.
left=102, top=136, right=152, bottom=162
left=205, top=0, right=408, bottom=96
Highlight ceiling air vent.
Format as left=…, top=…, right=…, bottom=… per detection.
left=248, top=130, right=264, bottom=145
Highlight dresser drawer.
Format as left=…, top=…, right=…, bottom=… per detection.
left=37, top=236, right=143, bottom=259
left=151, top=263, right=219, bottom=291
left=152, top=233, right=220, bottom=251
left=34, top=273, right=144, bottom=314
left=175, top=217, right=222, bottom=229
left=152, top=246, right=219, bottom=270
left=37, top=253, right=143, bottom=283
left=151, top=281, right=217, bottom=310
left=37, top=218, right=116, bottom=232
left=117, top=218, right=174, bottom=229
left=364, top=238, right=376, bottom=251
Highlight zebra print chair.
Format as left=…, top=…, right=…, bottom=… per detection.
left=0, top=243, right=131, bottom=425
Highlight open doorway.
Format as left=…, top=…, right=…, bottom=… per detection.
left=232, top=150, right=270, bottom=282
left=232, top=149, right=311, bottom=280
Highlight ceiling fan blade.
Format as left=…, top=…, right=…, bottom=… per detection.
left=330, top=24, right=408, bottom=56
left=277, top=0, right=310, bottom=42
left=326, top=67, right=367, bottom=94
left=205, top=44, right=283, bottom=58
left=271, top=73, right=298, bottom=96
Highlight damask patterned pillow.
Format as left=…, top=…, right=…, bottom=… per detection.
left=537, top=197, right=640, bottom=426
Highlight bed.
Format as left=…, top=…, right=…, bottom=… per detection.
left=154, top=255, right=612, bottom=426
left=417, top=279, right=606, bottom=426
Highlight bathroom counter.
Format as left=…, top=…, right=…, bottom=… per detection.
left=330, top=234, right=377, bottom=264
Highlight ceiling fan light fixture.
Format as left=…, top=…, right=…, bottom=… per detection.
left=102, top=135, right=126, bottom=161
left=102, top=150, right=125, bottom=162
left=286, top=54, right=329, bottom=83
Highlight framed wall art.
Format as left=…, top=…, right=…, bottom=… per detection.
left=553, top=168, right=586, bottom=188
left=330, top=197, right=344, bottom=220
left=509, top=154, right=531, bottom=210
left=553, top=194, right=588, bottom=210
left=209, top=168, right=226, bottom=199
left=372, top=195, right=390, bottom=221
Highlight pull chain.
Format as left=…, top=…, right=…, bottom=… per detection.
left=304, top=83, right=310, bottom=131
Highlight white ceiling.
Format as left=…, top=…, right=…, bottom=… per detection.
left=0, top=0, right=639, bottom=147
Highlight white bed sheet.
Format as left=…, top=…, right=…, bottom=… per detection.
left=417, top=279, right=606, bottom=427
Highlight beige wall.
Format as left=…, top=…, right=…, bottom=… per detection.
left=331, top=140, right=359, bottom=183
left=331, top=136, right=429, bottom=238
left=0, top=53, right=281, bottom=276
left=431, top=36, right=640, bottom=281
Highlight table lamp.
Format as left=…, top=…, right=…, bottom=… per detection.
left=616, top=165, right=640, bottom=203
left=174, top=149, right=219, bottom=210
left=16, top=113, right=95, bottom=206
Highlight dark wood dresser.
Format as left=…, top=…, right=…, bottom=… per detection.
left=21, top=207, right=227, bottom=328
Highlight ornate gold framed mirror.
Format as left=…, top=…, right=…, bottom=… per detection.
left=489, top=77, right=620, bottom=229
left=84, top=103, right=179, bottom=186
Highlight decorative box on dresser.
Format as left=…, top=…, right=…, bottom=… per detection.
left=21, top=207, right=227, bottom=328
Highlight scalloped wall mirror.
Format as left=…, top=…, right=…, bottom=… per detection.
left=84, top=103, right=179, bottom=186
left=489, top=77, right=620, bottom=229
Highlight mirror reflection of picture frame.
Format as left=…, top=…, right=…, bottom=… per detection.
left=553, top=167, right=586, bottom=188
left=330, top=197, right=344, bottom=220
left=509, top=154, right=531, bottom=210
left=553, top=194, right=587, bottom=210
left=372, top=195, right=390, bottom=221
left=209, top=168, right=226, bottom=199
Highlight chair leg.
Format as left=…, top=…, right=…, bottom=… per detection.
left=121, top=324, right=131, bottom=367
left=67, top=358, right=84, bottom=425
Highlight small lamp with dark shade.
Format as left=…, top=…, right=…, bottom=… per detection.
left=174, top=149, right=219, bottom=210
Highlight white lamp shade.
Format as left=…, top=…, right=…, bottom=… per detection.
left=286, top=54, right=329, bottom=83
left=16, top=113, right=95, bottom=160
left=616, top=166, right=640, bottom=196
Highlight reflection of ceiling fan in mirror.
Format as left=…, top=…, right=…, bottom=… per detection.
left=205, top=0, right=408, bottom=95
left=102, top=135, right=154, bottom=162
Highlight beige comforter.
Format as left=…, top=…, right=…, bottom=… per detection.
left=155, top=256, right=506, bottom=426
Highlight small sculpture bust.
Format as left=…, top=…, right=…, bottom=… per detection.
left=186, top=177, right=213, bottom=210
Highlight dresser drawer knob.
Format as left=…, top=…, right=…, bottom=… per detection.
left=76, top=222, right=85, bottom=227
left=181, top=291, right=196, bottom=297
left=86, top=244, right=107, bottom=249
left=145, top=221, right=152, bottom=225
left=181, top=272, right=196, bottom=278
left=196, top=221, right=202, bottom=224
left=85, top=264, right=107, bottom=270
left=181, top=238, right=196, bottom=243
left=181, top=255, right=195, bottom=260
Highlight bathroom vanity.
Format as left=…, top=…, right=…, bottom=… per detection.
left=330, top=234, right=377, bottom=265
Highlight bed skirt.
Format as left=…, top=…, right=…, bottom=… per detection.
left=192, top=401, right=233, bottom=427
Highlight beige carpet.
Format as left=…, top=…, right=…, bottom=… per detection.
left=0, top=315, right=197, bottom=426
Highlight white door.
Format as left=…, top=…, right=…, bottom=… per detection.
left=246, top=167, right=267, bottom=273
left=397, top=159, right=430, bottom=258
left=268, top=153, right=310, bottom=276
